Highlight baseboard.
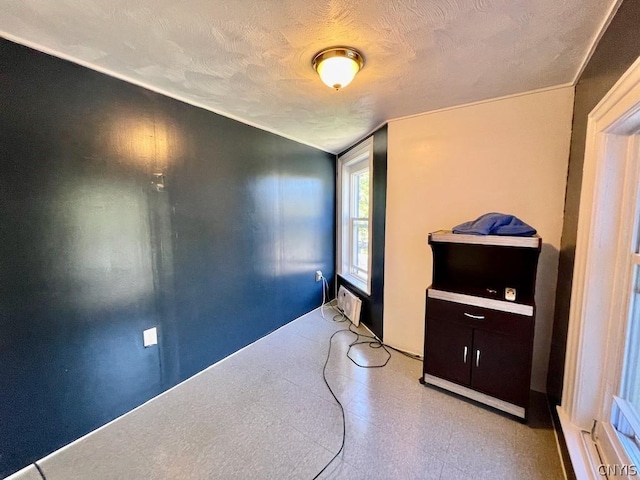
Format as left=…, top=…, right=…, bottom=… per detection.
left=548, top=397, right=578, bottom=480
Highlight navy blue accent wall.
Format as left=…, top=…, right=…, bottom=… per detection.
left=547, top=0, right=640, bottom=403
left=0, top=38, right=335, bottom=477
left=337, top=125, right=387, bottom=339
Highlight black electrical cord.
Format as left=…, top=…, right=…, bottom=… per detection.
left=34, top=462, right=47, bottom=480
left=321, top=300, right=421, bottom=361
left=384, top=344, right=423, bottom=361
left=344, top=323, right=391, bottom=368
left=312, top=281, right=421, bottom=478
left=312, top=328, right=350, bottom=480
left=332, top=311, right=347, bottom=323
left=312, top=321, right=416, bottom=478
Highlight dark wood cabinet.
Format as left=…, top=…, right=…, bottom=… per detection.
left=422, top=231, right=540, bottom=420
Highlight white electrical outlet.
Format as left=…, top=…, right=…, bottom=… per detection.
left=505, top=287, right=517, bottom=302
left=143, top=327, right=158, bottom=347
left=315, top=270, right=323, bottom=282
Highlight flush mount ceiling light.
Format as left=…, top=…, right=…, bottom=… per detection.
left=312, top=47, right=364, bottom=90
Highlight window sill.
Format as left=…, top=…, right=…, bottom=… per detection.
left=557, top=406, right=600, bottom=480
left=338, top=273, right=370, bottom=296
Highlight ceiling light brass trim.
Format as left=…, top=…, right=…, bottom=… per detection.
left=312, top=47, right=364, bottom=72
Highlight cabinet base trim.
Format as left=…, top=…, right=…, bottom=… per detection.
left=423, top=374, right=526, bottom=419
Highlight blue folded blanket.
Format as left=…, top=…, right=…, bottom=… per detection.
left=452, top=213, right=536, bottom=236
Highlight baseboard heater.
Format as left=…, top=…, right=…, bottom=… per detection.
left=337, top=286, right=362, bottom=326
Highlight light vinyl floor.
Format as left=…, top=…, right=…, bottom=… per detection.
left=13, top=307, right=565, bottom=480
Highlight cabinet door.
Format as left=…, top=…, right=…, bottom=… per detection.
left=425, top=317, right=473, bottom=386
left=470, top=329, right=530, bottom=406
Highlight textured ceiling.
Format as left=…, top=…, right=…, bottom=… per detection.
left=0, top=0, right=619, bottom=153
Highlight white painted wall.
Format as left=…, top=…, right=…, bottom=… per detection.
left=384, top=86, right=575, bottom=392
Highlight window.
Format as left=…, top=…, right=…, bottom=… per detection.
left=612, top=194, right=640, bottom=467
left=338, top=137, right=373, bottom=294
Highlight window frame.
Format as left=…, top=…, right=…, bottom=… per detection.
left=337, top=137, right=373, bottom=294
left=559, top=55, right=640, bottom=479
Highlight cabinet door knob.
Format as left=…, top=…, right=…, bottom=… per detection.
left=463, top=346, right=468, bottom=363
left=476, top=349, right=481, bottom=367
left=464, top=312, right=485, bottom=320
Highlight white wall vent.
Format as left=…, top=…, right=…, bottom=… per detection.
left=337, top=286, right=362, bottom=326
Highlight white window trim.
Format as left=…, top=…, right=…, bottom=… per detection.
left=337, top=137, right=373, bottom=295
left=559, top=54, right=640, bottom=479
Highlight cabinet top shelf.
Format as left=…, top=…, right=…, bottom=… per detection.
left=428, top=230, right=541, bottom=249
